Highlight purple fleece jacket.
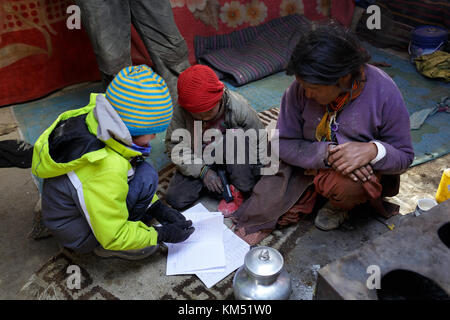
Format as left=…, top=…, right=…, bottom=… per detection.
left=276, top=64, right=414, bottom=174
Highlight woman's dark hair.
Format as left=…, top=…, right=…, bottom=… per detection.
left=286, top=23, right=371, bottom=85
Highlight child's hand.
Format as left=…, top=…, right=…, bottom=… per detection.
left=155, top=220, right=195, bottom=243
left=202, top=169, right=224, bottom=194
left=147, top=200, right=186, bottom=225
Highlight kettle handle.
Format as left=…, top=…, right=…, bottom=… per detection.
left=258, top=249, right=270, bottom=261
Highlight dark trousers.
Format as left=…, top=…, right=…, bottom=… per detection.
left=165, top=131, right=263, bottom=210
left=75, top=0, right=190, bottom=102
left=165, top=163, right=260, bottom=211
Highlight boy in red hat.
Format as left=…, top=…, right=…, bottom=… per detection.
left=165, top=65, right=266, bottom=211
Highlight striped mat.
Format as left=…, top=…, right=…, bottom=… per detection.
left=194, top=14, right=311, bottom=86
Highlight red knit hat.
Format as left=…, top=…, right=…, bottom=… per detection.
left=177, top=65, right=225, bottom=113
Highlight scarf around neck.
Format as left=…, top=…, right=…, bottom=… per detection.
left=315, top=70, right=365, bottom=142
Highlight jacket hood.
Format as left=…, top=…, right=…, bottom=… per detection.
left=93, top=94, right=134, bottom=147
left=32, top=94, right=141, bottom=179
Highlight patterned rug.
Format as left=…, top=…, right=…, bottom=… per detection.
left=18, top=55, right=450, bottom=298
left=21, top=108, right=291, bottom=300
left=19, top=221, right=307, bottom=300
left=20, top=105, right=449, bottom=300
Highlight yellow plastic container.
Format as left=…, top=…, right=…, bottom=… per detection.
left=435, top=168, right=450, bottom=203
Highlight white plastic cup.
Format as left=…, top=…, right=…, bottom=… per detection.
left=415, top=198, right=438, bottom=216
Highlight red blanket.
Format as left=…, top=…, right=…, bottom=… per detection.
left=169, top=0, right=355, bottom=65
left=1, top=0, right=354, bottom=107
left=0, top=0, right=100, bottom=107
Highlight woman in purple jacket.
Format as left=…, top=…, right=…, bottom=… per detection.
left=232, top=25, right=414, bottom=242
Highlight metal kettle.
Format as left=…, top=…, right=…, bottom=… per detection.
left=233, top=246, right=291, bottom=300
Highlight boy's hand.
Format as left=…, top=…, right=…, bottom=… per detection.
left=155, top=220, right=195, bottom=243
left=202, top=169, right=224, bottom=194
left=147, top=200, right=186, bottom=225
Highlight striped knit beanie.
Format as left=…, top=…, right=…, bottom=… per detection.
left=105, top=65, right=173, bottom=136
left=177, top=65, right=224, bottom=113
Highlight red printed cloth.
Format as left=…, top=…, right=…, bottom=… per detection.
left=169, top=0, right=355, bottom=65
left=1, top=0, right=354, bottom=107
left=0, top=0, right=100, bottom=107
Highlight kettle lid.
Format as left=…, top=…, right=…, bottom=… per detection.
left=244, top=246, right=284, bottom=278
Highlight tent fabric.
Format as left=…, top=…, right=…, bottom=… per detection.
left=0, top=0, right=101, bottom=107
left=378, top=0, right=449, bottom=29
left=169, top=0, right=355, bottom=66
left=1, top=0, right=355, bottom=107
left=356, top=0, right=449, bottom=50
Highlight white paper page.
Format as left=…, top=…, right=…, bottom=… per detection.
left=181, top=213, right=223, bottom=244
left=166, top=240, right=226, bottom=275
left=196, top=226, right=250, bottom=288
left=165, top=204, right=222, bottom=248
left=165, top=204, right=226, bottom=275
left=181, top=203, right=210, bottom=215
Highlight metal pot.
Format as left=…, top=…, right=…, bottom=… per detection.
left=409, top=25, right=448, bottom=62
left=233, top=246, right=291, bottom=300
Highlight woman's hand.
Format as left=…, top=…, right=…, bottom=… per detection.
left=349, top=164, right=374, bottom=182
left=327, top=142, right=377, bottom=177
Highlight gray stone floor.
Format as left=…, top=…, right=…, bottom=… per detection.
left=1, top=42, right=448, bottom=298
left=0, top=106, right=60, bottom=299
left=1, top=99, right=448, bottom=299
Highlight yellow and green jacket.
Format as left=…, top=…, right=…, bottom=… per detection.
left=32, top=93, right=158, bottom=253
